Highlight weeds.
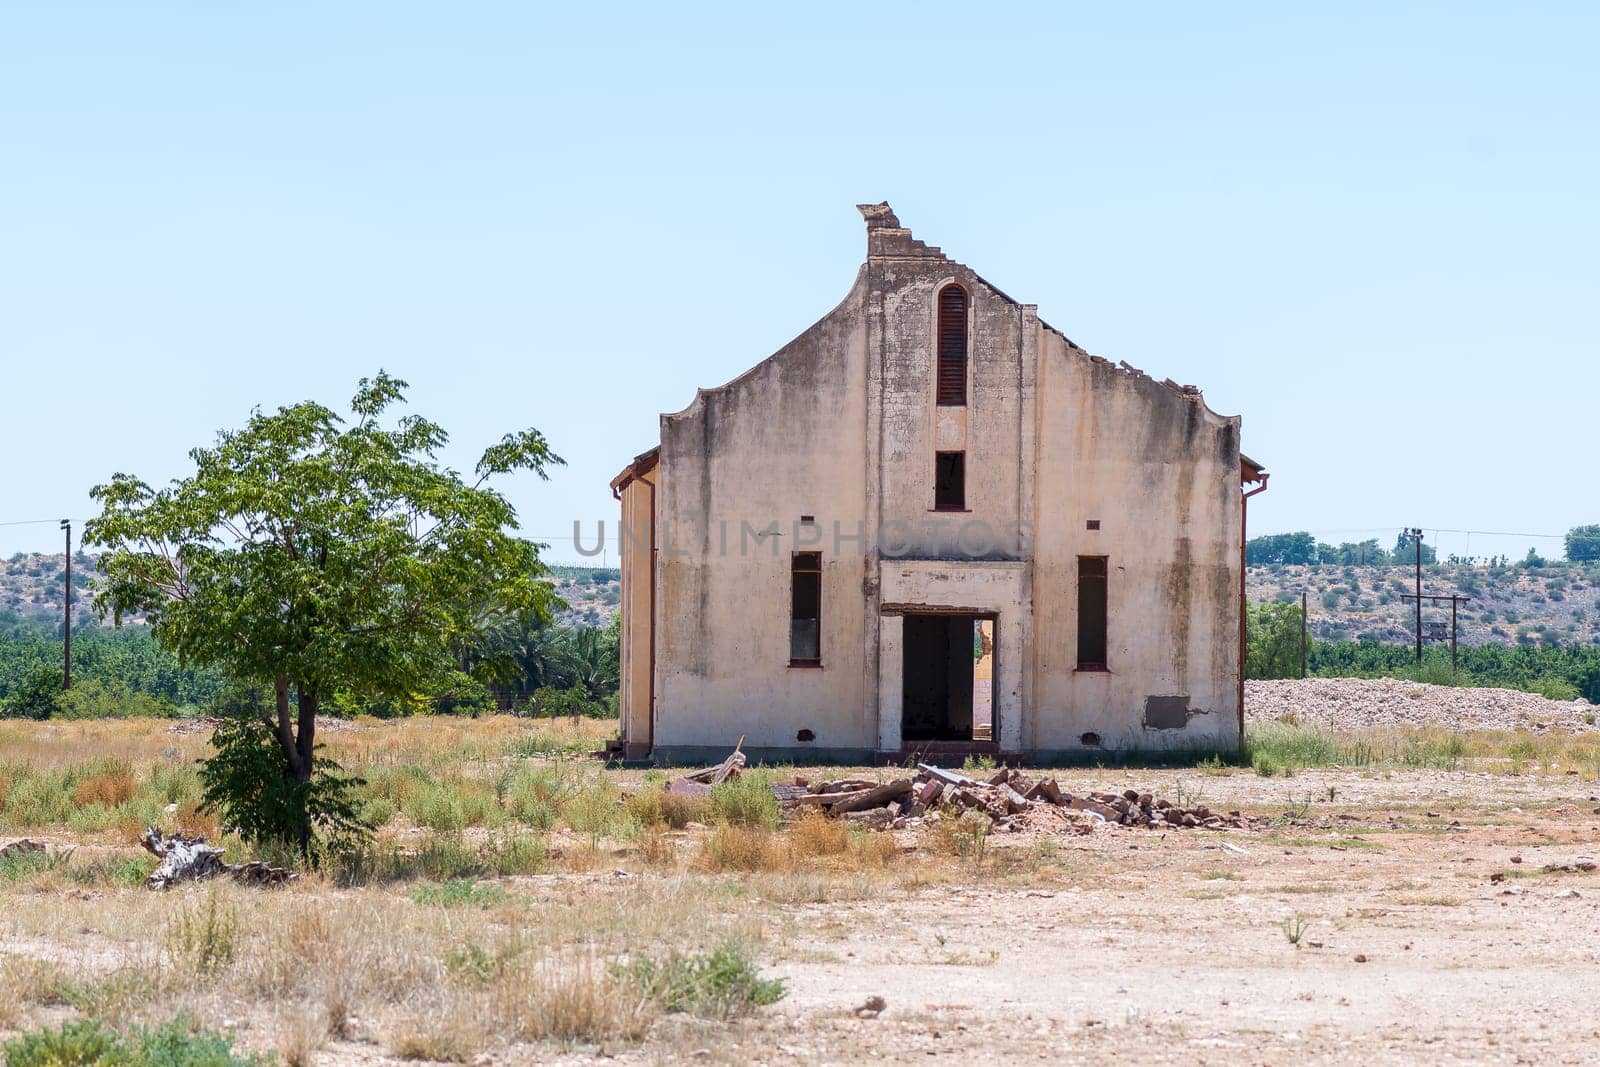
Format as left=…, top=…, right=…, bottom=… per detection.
left=166, top=891, right=239, bottom=976
left=1280, top=913, right=1311, bottom=946
left=410, top=878, right=511, bottom=909
left=3, top=1017, right=268, bottom=1067
left=620, top=942, right=785, bottom=1019
left=710, top=770, right=781, bottom=829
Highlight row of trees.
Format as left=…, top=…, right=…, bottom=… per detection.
left=0, top=610, right=620, bottom=722
left=1249, top=527, right=1600, bottom=567
left=1246, top=532, right=1438, bottom=567
left=1245, top=601, right=1600, bottom=702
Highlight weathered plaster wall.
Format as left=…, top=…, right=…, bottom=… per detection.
left=652, top=271, right=872, bottom=754
left=1030, top=329, right=1243, bottom=752
left=873, top=258, right=1031, bottom=561
left=616, top=468, right=656, bottom=757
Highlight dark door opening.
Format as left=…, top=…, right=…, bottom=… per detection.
left=902, top=614, right=994, bottom=742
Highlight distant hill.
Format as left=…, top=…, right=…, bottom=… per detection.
left=1249, top=560, right=1600, bottom=648
left=547, top=567, right=621, bottom=626
left=0, top=552, right=98, bottom=622
left=0, top=552, right=620, bottom=628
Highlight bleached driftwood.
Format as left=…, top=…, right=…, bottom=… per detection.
left=140, top=827, right=296, bottom=890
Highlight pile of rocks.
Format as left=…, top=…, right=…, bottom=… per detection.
left=788, top=764, right=1256, bottom=834
left=1247, top=677, right=1597, bottom=733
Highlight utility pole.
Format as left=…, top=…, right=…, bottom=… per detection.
left=1300, top=589, right=1308, bottom=679
left=60, top=519, right=71, bottom=691
left=1400, top=589, right=1472, bottom=673
left=1406, top=527, right=1424, bottom=664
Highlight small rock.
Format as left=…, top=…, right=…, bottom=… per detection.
left=1353, top=954, right=1368, bottom=963
left=854, top=995, right=887, bottom=1018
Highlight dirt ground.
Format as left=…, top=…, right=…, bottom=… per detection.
left=615, top=767, right=1600, bottom=1067
left=5, top=732, right=1600, bottom=1065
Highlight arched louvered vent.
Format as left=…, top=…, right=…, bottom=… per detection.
left=937, top=285, right=967, bottom=406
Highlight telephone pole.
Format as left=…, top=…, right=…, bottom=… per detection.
left=1405, top=527, right=1424, bottom=664
left=60, top=519, right=72, bottom=690
left=1300, top=590, right=1308, bottom=679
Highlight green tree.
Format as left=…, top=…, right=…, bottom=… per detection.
left=1392, top=532, right=1436, bottom=565
left=2, top=665, right=63, bottom=719
left=1245, top=531, right=1316, bottom=566
left=1565, top=525, right=1600, bottom=562
left=1246, top=601, right=1303, bottom=679
left=85, top=372, right=563, bottom=854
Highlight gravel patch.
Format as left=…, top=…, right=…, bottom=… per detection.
left=1246, top=677, right=1598, bottom=733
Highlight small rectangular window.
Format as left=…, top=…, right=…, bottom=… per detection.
left=1077, top=556, right=1108, bottom=670
left=934, top=451, right=966, bottom=511
left=790, top=551, right=822, bottom=665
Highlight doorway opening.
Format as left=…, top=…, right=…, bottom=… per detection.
left=901, top=614, right=996, bottom=742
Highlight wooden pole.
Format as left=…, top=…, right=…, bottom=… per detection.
left=60, top=519, right=71, bottom=691
left=1300, top=590, right=1308, bottom=679
left=1413, top=528, right=1423, bottom=665
left=1451, top=595, right=1459, bottom=673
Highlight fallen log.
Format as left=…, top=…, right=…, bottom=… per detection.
left=140, top=827, right=295, bottom=890
left=829, top=778, right=913, bottom=815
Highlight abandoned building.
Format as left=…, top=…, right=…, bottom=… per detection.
left=610, top=203, right=1268, bottom=763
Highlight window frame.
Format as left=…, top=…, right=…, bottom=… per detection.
left=933, top=450, right=967, bottom=512
left=789, top=550, right=823, bottom=668
left=1076, top=555, right=1109, bottom=671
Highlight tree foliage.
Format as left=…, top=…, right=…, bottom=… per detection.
left=84, top=372, right=563, bottom=852
left=1245, top=601, right=1303, bottom=679
left=0, top=613, right=223, bottom=717
left=1564, top=526, right=1600, bottom=562
left=1244, top=531, right=1316, bottom=566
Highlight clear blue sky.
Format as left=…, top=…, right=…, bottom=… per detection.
left=2, top=2, right=1595, bottom=565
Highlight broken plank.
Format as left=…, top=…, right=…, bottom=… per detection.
left=829, top=779, right=913, bottom=815
left=916, top=763, right=983, bottom=787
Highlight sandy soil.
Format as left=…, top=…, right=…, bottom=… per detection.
left=6, top=764, right=1600, bottom=1064
left=626, top=767, right=1600, bottom=1066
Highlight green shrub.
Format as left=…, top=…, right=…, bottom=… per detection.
left=564, top=777, right=632, bottom=843
left=54, top=679, right=177, bottom=719
left=360, top=797, right=397, bottom=828
left=198, top=714, right=368, bottom=858
left=620, top=942, right=785, bottom=1019
left=410, top=878, right=510, bottom=909
left=1532, top=676, right=1581, bottom=701
left=0, top=845, right=72, bottom=881
left=501, top=764, right=574, bottom=830
left=710, top=771, right=780, bottom=830
left=2, top=1016, right=267, bottom=1067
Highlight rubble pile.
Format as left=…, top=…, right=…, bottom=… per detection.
left=1247, top=677, right=1597, bottom=733
left=784, top=763, right=1258, bottom=834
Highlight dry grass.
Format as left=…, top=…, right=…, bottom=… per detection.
left=71, top=761, right=138, bottom=808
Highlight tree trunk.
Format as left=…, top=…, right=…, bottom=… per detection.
left=269, top=677, right=320, bottom=860
left=292, top=684, right=318, bottom=858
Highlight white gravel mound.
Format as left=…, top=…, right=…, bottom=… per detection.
left=1245, top=677, right=1597, bottom=734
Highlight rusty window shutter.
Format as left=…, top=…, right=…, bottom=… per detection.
left=937, top=285, right=967, bottom=406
